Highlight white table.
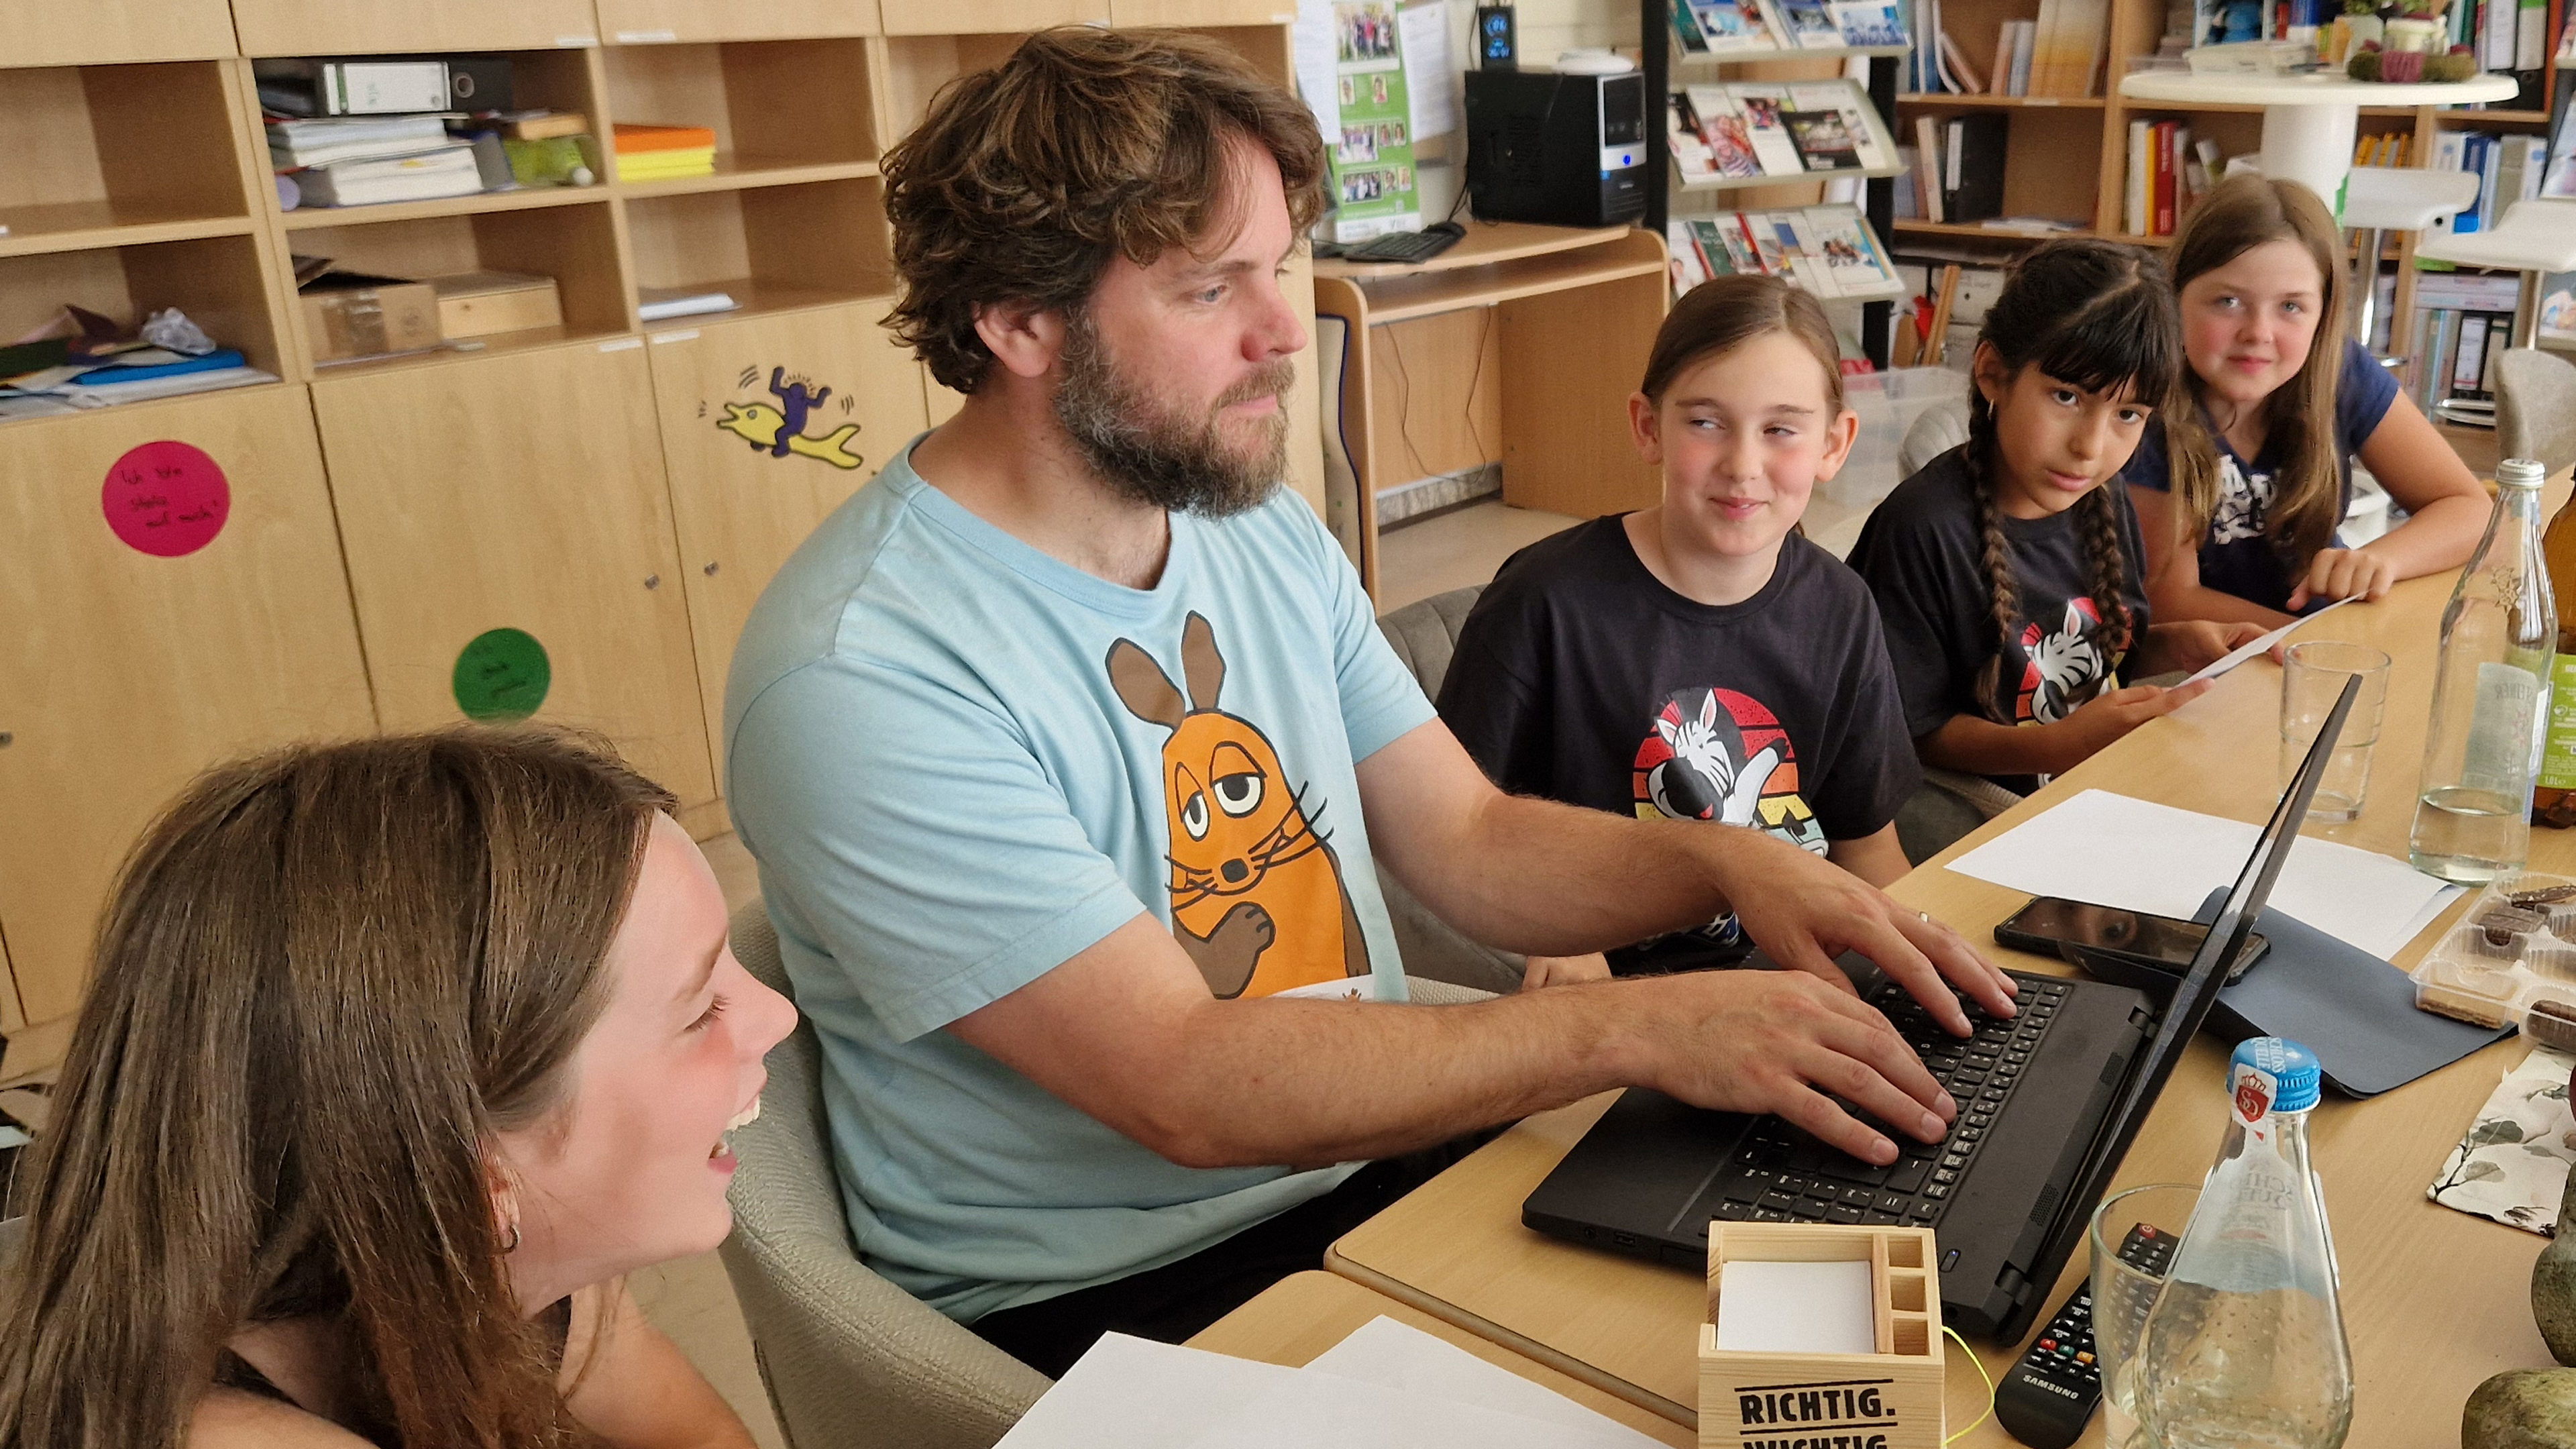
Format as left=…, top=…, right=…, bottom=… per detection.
left=2118, top=70, right=2519, bottom=210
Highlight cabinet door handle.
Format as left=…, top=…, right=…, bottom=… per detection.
left=703, top=561, right=720, bottom=576
left=644, top=574, right=661, bottom=590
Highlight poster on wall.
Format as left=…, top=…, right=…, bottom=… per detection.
left=1329, top=0, right=1421, bottom=241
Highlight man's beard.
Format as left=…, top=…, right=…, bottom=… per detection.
left=1053, top=311, right=1293, bottom=518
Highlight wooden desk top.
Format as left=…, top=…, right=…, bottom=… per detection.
left=1330, top=531, right=2573, bottom=1448
left=1186, top=1271, right=1695, bottom=1447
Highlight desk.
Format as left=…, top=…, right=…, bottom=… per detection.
left=1326, top=526, right=2572, bottom=1446
left=1312, top=220, right=1668, bottom=597
left=1187, top=1271, right=1694, bottom=1446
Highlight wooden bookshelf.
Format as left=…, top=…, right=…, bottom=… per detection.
left=1890, top=0, right=2565, bottom=295
left=0, top=4, right=1329, bottom=1038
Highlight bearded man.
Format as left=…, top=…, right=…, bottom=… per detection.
left=722, top=25, right=2012, bottom=1376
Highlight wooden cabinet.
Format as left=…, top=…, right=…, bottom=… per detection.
left=646, top=301, right=928, bottom=758
left=596, top=0, right=878, bottom=43
left=0, top=0, right=237, bottom=68
left=227, top=0, right=602, bottom=56
left=311, top=340, right=719, bottom=807
left=878, top=0, right=1107, bottom=36
left=1107, top=0, right=1296, bottom=25
left=0, top=387, right=377, bottom=1028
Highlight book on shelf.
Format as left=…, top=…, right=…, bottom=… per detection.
left=1666, top=203, right=1904, bottom=299
left=291, top=144, right=485, bottom=207
left=1670, top=80, right=1894, bottom=184
left=1833, top=0, right=1911, bottom=46
left=637, top=286, right=741, bottom=321
left=1672, top=0, right=1715, bottom=52
left=254, top=56, right=513, bottom=117
left=613, top=123, right=719, bottom=180
left=1937, top=30, right=1988, bottom=90
left=267, top=114, right=452, bottom=169
left=1683, top=0, right=1790, bottom=52
left=1892, top=145, right=1921, bottom=217
left=1913, top=113, right=1945, bottom=221
left=1939, top=111, right=2007, bottom=222
left=1776, top=0, right=1844, bottom=47
left=2433, top=129, right=2547, bottom=233
left=2031, top=0, right=2109, bottom=95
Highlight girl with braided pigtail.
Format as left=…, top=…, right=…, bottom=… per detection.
left=1851, top=239, right=2267, bottom=796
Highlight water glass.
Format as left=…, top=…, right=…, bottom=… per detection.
left=2279, top=641, right=2392, bottom=822
left=2092, top=1183, right=2199, bottom=1449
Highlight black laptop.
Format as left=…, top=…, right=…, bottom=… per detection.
left=1523, top=676, right=2361, bottom=1344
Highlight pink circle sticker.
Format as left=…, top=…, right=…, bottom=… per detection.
left=102, top=441, right=229, bottom=557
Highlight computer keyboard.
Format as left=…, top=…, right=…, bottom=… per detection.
left=1690, top=975, right=2070, bottom=1230
left=1338, top=221, right=1464, bottom=264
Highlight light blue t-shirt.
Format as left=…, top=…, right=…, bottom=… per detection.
left=722, top=439, right=1434, bottom=1322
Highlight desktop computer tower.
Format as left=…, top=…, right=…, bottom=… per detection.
left=1462, top=69, right=1648, bottom=229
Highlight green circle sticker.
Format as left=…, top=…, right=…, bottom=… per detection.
left=452, top=627, right=551, bottom=721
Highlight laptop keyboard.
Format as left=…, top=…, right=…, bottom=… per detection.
left=1693, top=974, right=2071, bottom=1231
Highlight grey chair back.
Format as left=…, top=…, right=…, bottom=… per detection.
left=1373, top=588, right=1525, bottom=995
left=2497, top=347, right=2576, bottom=477
left=718, top=902, right=1049, bottom=1449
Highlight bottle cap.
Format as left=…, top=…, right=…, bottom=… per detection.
left=2499, top=458, right=2548, bottom=488
left=2229, top=1036, right=2321, bottom=1118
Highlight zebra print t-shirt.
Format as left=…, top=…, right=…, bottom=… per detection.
left=1849, top=445, right=2153, bottom=796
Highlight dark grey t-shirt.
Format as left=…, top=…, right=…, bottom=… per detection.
left=1438, top=517, right=1919, bottom=971
left=1848, top=446, right=2152, bottom=794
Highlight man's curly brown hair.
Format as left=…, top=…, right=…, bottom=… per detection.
left=883, top=26, right=1328, bottom=394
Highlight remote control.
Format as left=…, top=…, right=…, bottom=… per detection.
left=1992, top=1222, right=2178, bottom=1448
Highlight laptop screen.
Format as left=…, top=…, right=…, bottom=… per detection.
left=2017, top=672, right=2363, bottom=1292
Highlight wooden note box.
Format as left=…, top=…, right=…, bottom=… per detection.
left=1699, top=1223, right=1944, bottom=1449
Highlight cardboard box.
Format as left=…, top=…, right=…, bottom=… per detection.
left=298, top=267, right=442, bottom=362
left=428, top=270, right=563, bottom=338
left=1700, top=1223, right=1945, bottom=1449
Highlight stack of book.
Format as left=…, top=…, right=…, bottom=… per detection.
left=1912, top=0, right=2103, bottom=95
left=268, top=115, right=485, bottom=208
left=1669, top=80, right=1896, bottom=185
left=2412, top=270, right=2525, bottom=423
left=2434, top=128, right=2550, bottom=235
left=613, top=124, right=719, bottom=182
left=1669, top=0, right=1909, bottom=54
left=1909, top=113, right=2006, bottom=223
left=1666, top=205, right=1907, bottom=299
left=2121, top=122, right=2223, bottom=235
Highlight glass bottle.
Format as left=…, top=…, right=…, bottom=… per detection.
left=2534, top=470, right=2576, bottom=826
left=2409, top=458, right=2556, bottom=881
left=2135, top=1038, right=2353, bottom=1449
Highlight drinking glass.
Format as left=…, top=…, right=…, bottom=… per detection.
left=2092, top=1183, right=2199, bottom=1449
left=2280, top=641, right=2392, bottom=822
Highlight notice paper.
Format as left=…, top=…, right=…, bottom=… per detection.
left=1714, top=1260, right=1876, bottom=1354
left=2182, top=596, right=2354, bottom=686
left=1399, top=1, right=1457, bottom=138
left=994, top=1319, right=1666, bottom=1449
left=1947, top=788, right=2461, bottom=961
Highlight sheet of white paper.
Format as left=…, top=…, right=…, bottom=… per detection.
left=1713, top=1260, right=1876, bottom=1354
left=2182, top=596, right=2355, bottom=685
left=1303, top=1317, right=1665, bottom=1445
left=1947, top=788, right=2461, bottom=960
left=1400, top=1, right=1457, bottom=138
left=994, top=1334, right=1301, bottom=1449
left=1181, top=1369, right=1646, bottom=1449
left=1293, top=0, right=1342, bottom=141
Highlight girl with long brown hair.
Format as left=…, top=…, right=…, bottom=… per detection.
left=0, top=729, right=797, bottom=1449
left=1441, top=274, right=1922, bottom=983
left=1851, top=238, right=2263, bottom=794
left=2121, top=174, right=2489, bottom=625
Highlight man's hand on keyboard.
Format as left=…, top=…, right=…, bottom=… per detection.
left=1711, top=830, right=2019, bottom=1032
left=1626, top=968, right=1957, bottom=1165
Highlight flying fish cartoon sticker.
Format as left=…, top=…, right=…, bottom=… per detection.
left=1107, top=612, right=1370, bottom=1000
left=713, top=366, right=865, bottom=469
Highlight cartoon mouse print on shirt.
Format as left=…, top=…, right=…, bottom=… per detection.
left=1107, top=612, right=1371, bottom=999
left=2014, top=597, right=2113, bottom=725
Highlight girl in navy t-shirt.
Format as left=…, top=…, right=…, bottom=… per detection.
left=2120, top=174, right=2489, bottom=625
